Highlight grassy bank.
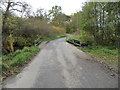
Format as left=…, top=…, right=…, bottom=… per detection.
left=79, top=46, right=118, bottom=69
left=0, top=46, right=40, bottom=79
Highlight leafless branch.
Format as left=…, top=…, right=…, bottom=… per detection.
left=10, top=9, right=22, bottom=12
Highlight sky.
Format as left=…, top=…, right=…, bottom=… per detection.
left=23, top=0, right=87, bottom=15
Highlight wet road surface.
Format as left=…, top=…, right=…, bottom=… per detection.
left=3, top=38, right=118, bottom=88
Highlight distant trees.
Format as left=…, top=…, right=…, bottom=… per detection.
left=49, top=6, right=62, bottom=21
left=33, top=8, right=48, bottom=21
left=49, top=5, right=71, bottom=27
left=65, top=12, right=81, bottom=33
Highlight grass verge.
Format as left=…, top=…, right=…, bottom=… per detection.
left=0, top=46, right=40, bottom=79
left=79, top=46, right=118, bottom=69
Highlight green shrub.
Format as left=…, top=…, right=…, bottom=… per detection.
left=79, top=30, right=94, bottom=45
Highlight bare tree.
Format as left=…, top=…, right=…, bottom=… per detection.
left=1, top=0, right=30, bottom=34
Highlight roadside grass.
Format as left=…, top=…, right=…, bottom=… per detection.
left=0, top=46, right=40, bottom=78
left=79, top=46, right=118, bottom=69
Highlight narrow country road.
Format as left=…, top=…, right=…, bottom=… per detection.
left=3, top=37, right=118, bottom=88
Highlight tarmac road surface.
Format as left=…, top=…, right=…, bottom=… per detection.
left=3, top=37, right=118, bottom=88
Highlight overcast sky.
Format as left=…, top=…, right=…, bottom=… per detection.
left=23, top=0, right=87, bottom=15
